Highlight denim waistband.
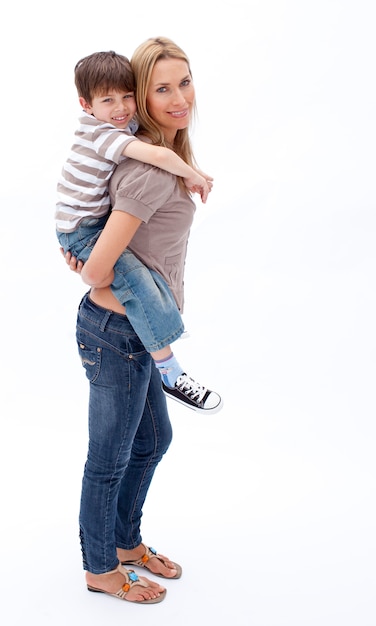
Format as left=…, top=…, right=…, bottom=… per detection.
left=79, top=215, right=108, bottom=227
left=78, top=292, right=135, bottom=335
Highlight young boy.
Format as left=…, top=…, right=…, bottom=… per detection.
left=56, top=51, right=222, bottom=414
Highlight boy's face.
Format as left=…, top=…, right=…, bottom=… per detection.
left=79, top=90, right=137, bottom=129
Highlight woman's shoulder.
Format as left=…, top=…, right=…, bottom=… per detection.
left=111, top=158, right=176, bottom=192
left=109, top=159, right=183, bottom=218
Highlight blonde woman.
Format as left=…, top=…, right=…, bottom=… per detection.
left=69, top=37, right=220, bottom=603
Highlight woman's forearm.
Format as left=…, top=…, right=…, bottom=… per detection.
left=81, top=211, right=142, bottom=286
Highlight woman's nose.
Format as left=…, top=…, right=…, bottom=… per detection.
left=171, top=89, right=185, bottom=106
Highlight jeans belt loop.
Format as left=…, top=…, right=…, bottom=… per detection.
left=99, top=309, right=112, bottom=332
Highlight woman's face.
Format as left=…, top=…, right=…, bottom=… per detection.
left=146, top=58, right=195, bottom=143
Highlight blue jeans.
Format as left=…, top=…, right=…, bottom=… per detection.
left=76, top=293, right=173, bottom=573
left=57, top=216, right=184, bottom=351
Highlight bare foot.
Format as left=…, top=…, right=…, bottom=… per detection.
left=117, top=544, right=180, bottom=579
left=86, top=564, right=165, bottom=602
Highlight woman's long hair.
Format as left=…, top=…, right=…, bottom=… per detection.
left=131, top=37, right=197, bottom=168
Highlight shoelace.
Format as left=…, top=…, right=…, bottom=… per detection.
left=175, top=374, right=208, bottom=402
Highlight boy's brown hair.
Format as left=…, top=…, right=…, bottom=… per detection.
left=74, top=51, right=135, bottom=104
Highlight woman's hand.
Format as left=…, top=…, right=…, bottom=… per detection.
left=60, top=248, right=84, bottom=274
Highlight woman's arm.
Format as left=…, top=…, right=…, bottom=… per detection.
left=80, top=211, right=142, bottom=288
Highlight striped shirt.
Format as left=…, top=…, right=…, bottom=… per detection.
left=55, top=113, right=138, bottom=233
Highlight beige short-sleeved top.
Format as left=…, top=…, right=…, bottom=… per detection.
left=109, top=158, right=196, bottom=312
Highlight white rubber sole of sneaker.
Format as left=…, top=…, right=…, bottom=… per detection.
left=163, top=391, right=223, bottom=415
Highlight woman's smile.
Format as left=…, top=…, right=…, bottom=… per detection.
left=168, top=109, right=189, bottom=118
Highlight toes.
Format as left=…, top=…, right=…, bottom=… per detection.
left=130, top=578, right=165, bottom=602
left=139, top=575, right=165, bottom=591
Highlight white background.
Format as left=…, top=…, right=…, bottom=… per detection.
left=1, top=1, right=375, bottom=624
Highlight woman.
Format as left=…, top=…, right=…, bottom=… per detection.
left=70, top=37, right=213, bottom=603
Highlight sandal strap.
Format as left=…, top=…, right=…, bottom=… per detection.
left=114, top=564, right=148, bottom=598
left=130, top=545, right=162, bottom=567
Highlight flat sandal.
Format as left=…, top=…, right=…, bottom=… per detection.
left=121, top=544, right=182, bottom=579
left=87, top=563, right=166, bottom=603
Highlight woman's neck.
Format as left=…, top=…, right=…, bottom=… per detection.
left=163, top=130, right=177, bottom=145
left=136, top=128, right=176, bottom=149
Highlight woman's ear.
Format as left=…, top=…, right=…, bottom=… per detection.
left=79, top=96, right=93, bottom=114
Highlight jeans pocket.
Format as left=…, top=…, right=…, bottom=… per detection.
left=77, top=340, right=102, bottom=382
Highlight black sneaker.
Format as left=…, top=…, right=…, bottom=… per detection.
left=162, top=373, right=223, bottom=414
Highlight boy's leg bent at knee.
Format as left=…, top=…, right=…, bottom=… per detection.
left=111, top=250, right=184, bottom=351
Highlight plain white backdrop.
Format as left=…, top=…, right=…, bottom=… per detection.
left=1, top=1, right=375, bottom=624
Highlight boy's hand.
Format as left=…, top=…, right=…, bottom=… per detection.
left=183, top=170, right=214, bottom=203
